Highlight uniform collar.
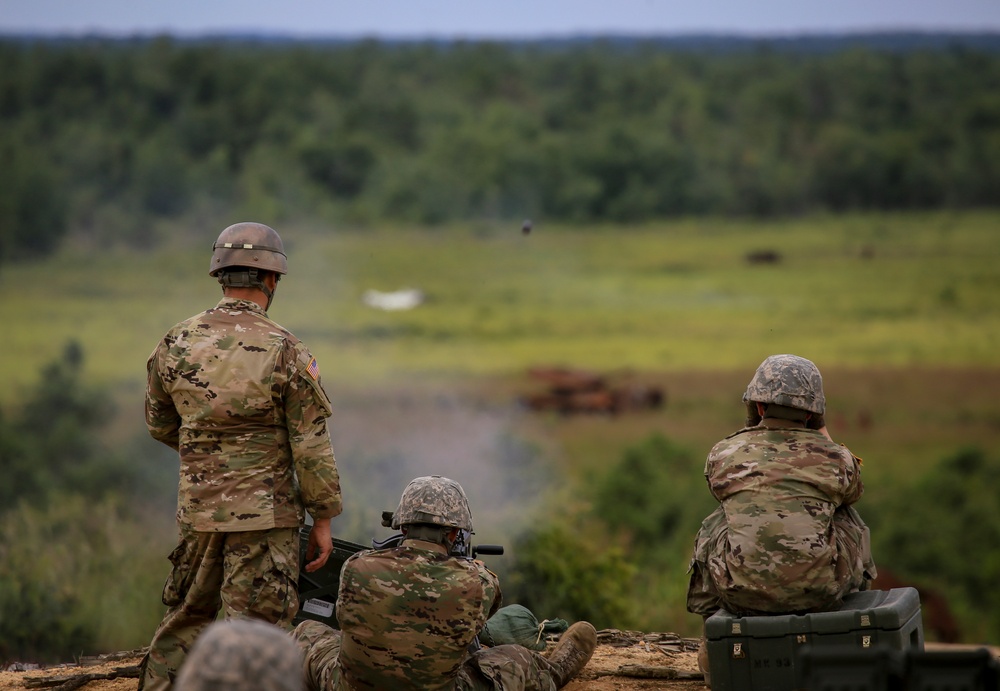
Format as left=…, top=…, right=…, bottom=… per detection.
left=217, top=296, right=267, bottom=316
left=759, top=417, right=809, bottom=430
left=402, top=538, right=450, bottom=555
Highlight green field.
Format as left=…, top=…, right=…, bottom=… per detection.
left=3, top=210, right=999, bottom=396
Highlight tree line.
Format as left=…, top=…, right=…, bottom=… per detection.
left=2, top=35, right=1000, bottom=263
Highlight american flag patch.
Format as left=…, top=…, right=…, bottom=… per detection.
left=306, top=357, right=321, bottom=380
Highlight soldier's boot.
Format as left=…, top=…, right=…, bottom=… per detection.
left=547, top=621, right=598, bottom=687
left=697, top=637, right=712, bottom=688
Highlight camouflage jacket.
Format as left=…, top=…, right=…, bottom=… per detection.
left=146, top=297, right=342, bottom=532
left=336, top=539, right=502, bottom=691
left=701, top=418, right=864, bottom=612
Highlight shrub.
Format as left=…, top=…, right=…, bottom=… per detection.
left=504, top=523, right=636, bottom=629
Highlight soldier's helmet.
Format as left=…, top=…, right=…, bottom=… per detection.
left=742, top=354, right=826, bottom=415
left=209, top=222, right=288, bottom=277
left=391, top=475, right=474, bottom=532
left=174, top=618, right=303, bottom=691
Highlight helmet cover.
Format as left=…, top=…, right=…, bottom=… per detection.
left=391, top=475, right=473, bottom=532
left=174, top=618, right=303, bottom=691
left=742, top=354, right=826, bottom=415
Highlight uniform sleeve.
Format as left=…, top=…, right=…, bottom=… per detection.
left=479, top=563, right=503, bottom=619
left=283, top=344, right=343, bottom=521
left=704, top=441, right=727, bottom=503
left=840, top=447, right=865, bottom=505
left=145, top=345, right=180, bottom=450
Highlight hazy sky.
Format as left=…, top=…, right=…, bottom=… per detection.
left=2, top=0, right=1000, bottom=39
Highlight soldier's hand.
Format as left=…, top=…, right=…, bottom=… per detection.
left=304, top=519, right=334, bottom=573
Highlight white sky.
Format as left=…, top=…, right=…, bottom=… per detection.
left=1, top=0, right=1000, bottom=38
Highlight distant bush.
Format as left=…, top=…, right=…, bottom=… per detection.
left=0, top=495, right=167, bottom=664
left=0, top=340, right=171, bottom=511
left=591, top=433, right=714, bottom=556
left=503, top=434, right=718, bottom=632
left=504, top=522, right=636, bottom=629
left=0, top=343, right=175, bottom=661
left=869, top=447, right=1000, bottom=643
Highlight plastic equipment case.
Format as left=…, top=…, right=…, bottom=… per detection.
left=796, top=646, right=1000, bottom=691
left=292, top=528, right=367, bottom=628
left=705, top=587, right=924, bottom=691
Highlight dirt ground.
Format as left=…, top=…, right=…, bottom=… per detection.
left=0, top=631, right=704, bottom=691
left=4, top=636, right=998, bottom=691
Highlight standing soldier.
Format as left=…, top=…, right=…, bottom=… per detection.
left=140, top=222, right=343, bottom=690
left=686, top=354, right=876, bottom=685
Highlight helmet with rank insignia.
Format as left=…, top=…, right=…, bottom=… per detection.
left=391, top=475, right=474, bottom=532
left=210, top=222, right=288, bottom=277
left=210, top=222, right=287, bottom=309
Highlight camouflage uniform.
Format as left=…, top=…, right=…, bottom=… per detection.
left=687, top=355, right=875, bottom=617
left=142, top=296, right=343, bottom=690
left=291, top=538, right=567, bottom=691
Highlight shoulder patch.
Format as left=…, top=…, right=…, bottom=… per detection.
left=306, top=357, right=321, bottom=380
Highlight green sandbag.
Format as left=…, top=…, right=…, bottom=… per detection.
left=480, top=604, right=569, bottom=651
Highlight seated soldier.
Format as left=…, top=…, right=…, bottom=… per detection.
left=292, top=475, right=597, bottom=691
left=686, top=354, right=877, bottom=682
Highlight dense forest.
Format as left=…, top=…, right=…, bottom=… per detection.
left=2, top=34, right=1000, bottom=263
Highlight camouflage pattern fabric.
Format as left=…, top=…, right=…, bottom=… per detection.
left=687, top=418, right=876, bottom=617
left=294, top=620, right=570, bottom=691
left=460, top=644, right=561, bottom=691
left=146, top=297, right=342, bottom=532
left=290, top=538, right=564, bottom=690
left=142, top=527, right=300, bottom=691
left=293, top=620, right=569, bottom=691
left=743, top=353, right=826, bottom=414
left=336, top=538, right=501, bottom=689
left=291, top=620, right=344, bottom=691
left=175, top=618, right=304, bottom=691
left=391, top=475, right=474, bottom=531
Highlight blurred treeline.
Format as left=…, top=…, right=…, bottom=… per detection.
left=0, top=342, right=177, bottom=664
left=3, top=36, right=1000, bottom=263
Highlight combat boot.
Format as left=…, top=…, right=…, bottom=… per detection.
left=547, top=621, right=598, bottom=687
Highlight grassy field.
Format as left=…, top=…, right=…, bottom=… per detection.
left=3, top=210, right=999, bottom=397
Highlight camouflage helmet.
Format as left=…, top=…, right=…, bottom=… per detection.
left=174, top=618, right=303, bottom=691
left=209, top=222, right=288, bottom=277
left=742, top=354, right=826, bottom=415
left=391, top=475, right=473, bottom=532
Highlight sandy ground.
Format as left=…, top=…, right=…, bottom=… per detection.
left=0, top=632, right=704, bottom=691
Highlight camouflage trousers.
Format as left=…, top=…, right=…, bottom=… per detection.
left=686, top=504, right=877, bottom=617
left=139, top=526, right=300, bottom=691
left=291, top=620, right=562, bottom=691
